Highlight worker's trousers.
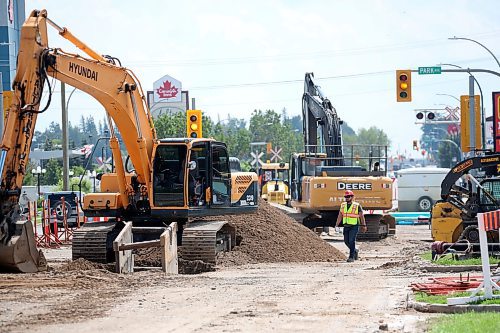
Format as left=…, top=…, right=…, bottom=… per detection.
left=343, top=225, right=359, bottom=259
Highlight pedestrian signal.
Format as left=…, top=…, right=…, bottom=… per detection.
left=186, top=110, right=202, bottom=138
left=396, top=70, right=412, bottom=102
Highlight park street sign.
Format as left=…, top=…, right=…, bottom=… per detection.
left=418, top=66, right=442, bottom=75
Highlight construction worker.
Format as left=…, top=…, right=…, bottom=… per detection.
left=335, top=190, right=367, bottom=262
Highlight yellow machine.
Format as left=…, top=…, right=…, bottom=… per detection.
left=0, top=10, right=258, bottom=272
left=431, top=201, right=462, bottom=243
left=260, top=162, right=290, bottom=205
left=431, top=154, right=500, bottom=244
left=290, top=73, right=394, bottom=239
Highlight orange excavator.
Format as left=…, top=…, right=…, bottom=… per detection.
left=0, top=9, right=258, bottom=272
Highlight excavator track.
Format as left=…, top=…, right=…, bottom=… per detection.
left=181, top=220, right=236, bottom=264
left=356, top=214, right=389, bottom=240
left=72, top=221, right=121, bottom=263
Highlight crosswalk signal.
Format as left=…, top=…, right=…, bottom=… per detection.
left=396, top=70, right=412, bottom=102
left=186, top=109, right=202, bottom=138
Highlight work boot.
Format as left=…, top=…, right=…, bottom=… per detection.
left=346, top=258, right=354, bottom=263
left=354, top=249, right=359, bottom=260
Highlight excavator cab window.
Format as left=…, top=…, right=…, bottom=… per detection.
left=290, top=155, right=303, bottom=200
left=302, top=157, right=323, bottom=176
left=189, top=142, right=209, bottom=207
left=153, top=144, right=187, bottom=207
left=211, top=144, right=230, bottom=206
left=479, top=179, right=500, bottom=212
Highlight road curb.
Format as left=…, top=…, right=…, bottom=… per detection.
left=420, top=265, right=484, bottom=273
left=408, top=300, right=500, bottom=313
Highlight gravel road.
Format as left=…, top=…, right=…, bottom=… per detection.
left=0, top=224, right=437, bottom=332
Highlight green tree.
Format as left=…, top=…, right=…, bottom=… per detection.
left=42, top=159, right=62, bottom=186
left=154, top=112, right=187, bottom=138
left=437, top=133, right=461, bottom=168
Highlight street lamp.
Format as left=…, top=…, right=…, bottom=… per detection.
left=436, top=93, right=460, bottom=103
left=31, top=166, right=46, bottom=199
left=448, top=37, right=500, bottom=69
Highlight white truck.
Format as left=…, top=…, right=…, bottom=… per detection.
left=395, top=167, right=450, bottom=212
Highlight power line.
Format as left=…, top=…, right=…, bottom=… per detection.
left=127, top=33, right=500, bottom=67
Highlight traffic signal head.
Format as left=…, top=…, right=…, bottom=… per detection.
left=186, top=109, right=203, bottom=138
left=416, top=111, right=435, bottom=121
left=412, top=139, right=418, bottom=150
left=396, top=70, right=412, bottom=102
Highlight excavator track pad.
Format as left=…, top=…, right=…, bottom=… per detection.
left=72, top=221, right=122, bottom=263
left=181, top=220, right=236, bottom=264
left=0, top=219, right=47, bottom=273
left=356, top=214, right=389, bottom=240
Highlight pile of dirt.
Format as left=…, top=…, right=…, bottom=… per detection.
left=58, top=258, right=110, bottom=271
left=205, top=199, right=346, bottom=266
left=134, top=200, right=344, bottom=270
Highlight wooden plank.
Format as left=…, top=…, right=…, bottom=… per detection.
left=118, top=240, right=161, bottom=251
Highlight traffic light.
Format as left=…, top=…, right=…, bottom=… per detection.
left=396, top=70, right=412, bottom=102
left=412, top=140, right=418, bottom=150
left=186, top=109, right=203, bottom=138
left=416, top=111, right=435, bottom=121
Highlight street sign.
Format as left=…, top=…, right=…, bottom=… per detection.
left=270, top=147, right=283, bottom=162
left=250, top=151, right=264, bottom=166
left=418, top=66, right=442, bottom=75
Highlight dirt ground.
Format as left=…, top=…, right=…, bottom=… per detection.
left=0, top=222, right=441, bottom=333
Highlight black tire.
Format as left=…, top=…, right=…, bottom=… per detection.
left=417, top=196, right=433, bottom=212
left=52, top=200, right=72, bottom=221
left=462, top=226, right=480, bottom=243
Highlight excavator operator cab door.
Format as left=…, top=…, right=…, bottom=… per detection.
left=152, top=144, right=187, bottom=207
left=209, top=143, right=231, bottom=207
left=188, top=141, right=209, bottom=207
left=290, top=155, right=302, bottom=201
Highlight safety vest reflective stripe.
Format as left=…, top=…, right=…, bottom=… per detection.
left=342, top=202, right=359, bottom=225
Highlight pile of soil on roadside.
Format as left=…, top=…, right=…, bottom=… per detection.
left=200, top=199, right=346, bottom=266
left=116, top=199, right=345, bottom=272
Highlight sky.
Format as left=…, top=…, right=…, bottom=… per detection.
left=24, top=0, right=500, bottom=158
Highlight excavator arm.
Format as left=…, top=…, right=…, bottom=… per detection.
left=440, top=153, right=500, bottom=215
left=0, top=9, right=156, bottom=272
left=302, top=72, right=343, bottom=164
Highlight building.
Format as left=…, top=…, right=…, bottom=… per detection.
left=0, top=0, right=25, bottom=91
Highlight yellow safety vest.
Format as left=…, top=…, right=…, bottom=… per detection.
left=341, top=202, right=360, bottom=225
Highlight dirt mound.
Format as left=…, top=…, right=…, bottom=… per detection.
left=203, top=199, right=346, bottom=266
left=134, top=200, right=344, bottom=270
left=58, top=258, right=110, bottom=271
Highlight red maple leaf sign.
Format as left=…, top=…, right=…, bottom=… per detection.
left=156, top=80, right=179, bottom=99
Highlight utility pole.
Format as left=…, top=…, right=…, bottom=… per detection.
left=469, top=75, right=475, bottom=152
left=61, top=82, right=70, bottom=190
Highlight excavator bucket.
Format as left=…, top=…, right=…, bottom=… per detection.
left=0, top=219, right=47, bottom=273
